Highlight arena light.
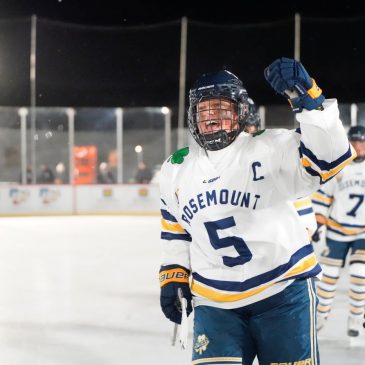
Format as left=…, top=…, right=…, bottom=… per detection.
left=161, top=106, right=170, bottom=115
left=134, top=145, right=143, bottom=164
left=134, top=145, right=143, bottom=153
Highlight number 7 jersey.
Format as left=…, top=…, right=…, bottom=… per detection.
left=312, top=159, right=365, bottom=242
left=159, top=100, right=355, bottom=309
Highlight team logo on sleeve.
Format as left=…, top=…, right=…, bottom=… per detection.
left=193, top=334, right=209, bottom=355
left=169, top=147, right=190, bottom=164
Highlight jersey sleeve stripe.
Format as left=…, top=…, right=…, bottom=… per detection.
left=161, top=218, right=186, bottom=233
left=160, top=208, right=178, bottom=222
left=293, top=197, right=312, bottom=209
left=299, top=144, right=356, bottom=183
left=296, top=207, right=314, bottom=216
left=161, top=232, right=192, bottom=242
left=312, top=200, right=331, bottom=208
left=301, top=156, right=354, bottom=183
left=311, top=192, right=333, bottom=206
left=317, top=189, right=333, bottom=198
left=300, top=142, right=355, bottom=171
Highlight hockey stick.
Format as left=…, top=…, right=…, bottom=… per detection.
left=171, top=287, right=188, bottom=349
left=171, top=322, right=178, bottom=346
left=179, top=288, right=188, bottom=349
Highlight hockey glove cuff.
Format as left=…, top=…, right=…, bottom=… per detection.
left=159, top=265, right=193, bottom=324
left=264, top=57, right=325, bottom=113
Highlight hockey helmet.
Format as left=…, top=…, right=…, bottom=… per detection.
left=348, top=125, right=365, bottom=141
left=348, top=125, right=365, bottom=162
left=244, top=97, right=261, bottom=132
left=188, top=70, right=249, bottom=151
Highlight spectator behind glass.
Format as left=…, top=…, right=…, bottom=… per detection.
left=37, top=164, right=55, bottom=184
left=107, top=149, right=118, bottom=181
left=19, top=166, right=33, bottom=184
left=134, top=161, right=152, bottom=184
left=98, top=162, right=116, bottom=184
left=54, top=162, right=67, bottom=184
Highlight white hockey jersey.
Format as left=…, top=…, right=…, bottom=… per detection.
left=159, top=99, right=355, bottom=309
left=293, top=196, right=317, bottom=237
left=312, top=159, right=365, bottom=242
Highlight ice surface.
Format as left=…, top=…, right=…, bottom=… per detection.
left=0, top=216, right=363, bottom=364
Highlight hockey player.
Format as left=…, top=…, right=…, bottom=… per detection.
left=159, top=58, right=356, bottom=365
left=243, top=97, right=261, bottom=134
left=312, top=125, right=365, bottom=337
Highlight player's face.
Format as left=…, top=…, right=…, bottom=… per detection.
left=350, top=140, right=365, bottom=158
left=197, top=98, right=239, bottom=135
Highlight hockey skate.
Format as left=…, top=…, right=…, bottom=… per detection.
left=347, top=315, right=362, bottom=337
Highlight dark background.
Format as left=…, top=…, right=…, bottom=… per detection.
left=0, top=0, right=365, bottom=122
left=1, top=0, right=363, bottom=27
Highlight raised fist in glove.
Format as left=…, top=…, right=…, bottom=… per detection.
left=264, top=57, right=325, bottom=113
left=159, top=264, right=193, bottom=324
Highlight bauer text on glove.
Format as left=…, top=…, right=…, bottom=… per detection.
left=159, top=265, right=193, bottom=324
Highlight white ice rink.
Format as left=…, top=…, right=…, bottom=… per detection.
left=0, top=215, right=364, bottom=365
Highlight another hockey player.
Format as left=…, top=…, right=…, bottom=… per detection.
left=159, top=58, right=356, bottom=365
left=312, top=125, right=365, bottom=337
left=243, top=97, right=261, bottom=134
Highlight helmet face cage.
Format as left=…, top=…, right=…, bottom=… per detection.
left=348, top=126, right=365, bottom=162
left=188, top=71, right=249, bottom=151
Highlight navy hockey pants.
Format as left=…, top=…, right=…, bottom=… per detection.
left=192, top=278, right=319, bottom=365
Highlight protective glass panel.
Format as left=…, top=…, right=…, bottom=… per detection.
left=74, top=108, right=117, bottom=185
left=123, top=108, right=167, bottom=184
left=34, top=107, right=70, bottom=184
left=0, top=107, right=22, bottom=183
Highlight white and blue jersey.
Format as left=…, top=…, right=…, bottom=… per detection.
left=312, top=159, right=365, bottom=242
left=159, top=99, right=355, bottom=309
left=293, top=196, right=317, bottom=237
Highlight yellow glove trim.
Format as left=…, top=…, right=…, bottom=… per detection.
left=159, top=267, right=189, bottom=287
left=308, top=78, right=322, bottom=99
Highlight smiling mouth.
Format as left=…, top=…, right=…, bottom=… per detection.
left=205, top=120, right=219, bottom=126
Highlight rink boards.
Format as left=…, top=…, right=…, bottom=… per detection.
left=0, top=184, right=160, bottom=216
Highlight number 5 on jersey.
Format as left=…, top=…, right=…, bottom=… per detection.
left=204, top=217, right=253, bottom=267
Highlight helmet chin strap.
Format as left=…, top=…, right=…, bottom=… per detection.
left=201, top=129, right=240, bottom=151
left=204, top=131, right=229, bottom=150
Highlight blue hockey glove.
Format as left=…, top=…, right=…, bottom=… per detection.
left=159, top=265, right=193, bottom=324
left=264, top=57, right=325, bottom=113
